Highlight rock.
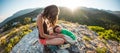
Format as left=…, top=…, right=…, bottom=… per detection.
left=106, top=40, right=119, bottom=53
left=56, top=49, right=69, bottom=53
left=11, top=28, right=44, bottom=53
left=11, top=22, right=120, bottom=53
left=86, top=50, right=96, bottom=53
left=117, top=46, right=120, bottom=53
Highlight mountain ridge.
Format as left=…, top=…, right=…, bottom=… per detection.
left=0, top=7, right=120, bottom=33
left=0, top=8, right=37, bottom=28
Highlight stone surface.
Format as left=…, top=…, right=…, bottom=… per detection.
left=11, top=22, right=120, bottom=53
left=11, top=28, right=44, bottom=53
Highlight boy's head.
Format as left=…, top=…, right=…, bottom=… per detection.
left=53, top=25, right=62, bottom=33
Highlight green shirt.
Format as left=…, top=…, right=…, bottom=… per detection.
left=61, top=29, right=76, bottom=40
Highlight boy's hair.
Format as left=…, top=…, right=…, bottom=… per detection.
left=53, top=25, right=60, bottom=33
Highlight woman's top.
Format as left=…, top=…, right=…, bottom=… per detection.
left=38, top=20, right=49, bottom=39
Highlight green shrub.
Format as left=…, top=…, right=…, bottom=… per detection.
left=1, top=23, right=33, bottom=53
left=0, top=38, right=6, bottom=46
left=96, top=47, right=107, bottom=53
left=88, top=26, right=105, bottom=32
left=100, top=39, right=107, bottom=45
left=5, top=43, right=13, bottom=53
left=14, top=36, right=20, bottom=43
left=82, top=36, right=91, bottom=41
left=88, top=26, right=120, bottom=42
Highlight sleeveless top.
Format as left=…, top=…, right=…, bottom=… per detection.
left=38, top=20, right=49, bottom=39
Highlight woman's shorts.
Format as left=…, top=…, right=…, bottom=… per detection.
left=39, top=39, right=46, bottom=45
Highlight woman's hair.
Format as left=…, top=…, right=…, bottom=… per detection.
left=42, top=5, right=59, bottom=26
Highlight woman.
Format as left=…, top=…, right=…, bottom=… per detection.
left=37, top=5, right=65, bottom=45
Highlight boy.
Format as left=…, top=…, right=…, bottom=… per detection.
left=48, top=25, right=79, bottom=52
left=53, top=25, right=77, bottom=44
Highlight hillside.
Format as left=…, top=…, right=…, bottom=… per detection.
left=104, top=10, right=120, bottom=17
left=11, top=21, right=120, bottom=53
left=0, top=8, right=43, bottom=33
left=0, top=7, right=120, bottom=33
left=0, top=23, right=36, bottom=53
left=0, top=8, right=37, bottom=28
left=59, top=7, right=120, bottom=31
left=111, top=11, right=120, bottom=17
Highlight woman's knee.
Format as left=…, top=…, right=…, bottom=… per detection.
left=57, top=38, right=65, bottom=44
left=46, top=38, right=65, bottom=45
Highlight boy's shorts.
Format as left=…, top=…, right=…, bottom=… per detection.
left=64, top=35, right=77, bottom=44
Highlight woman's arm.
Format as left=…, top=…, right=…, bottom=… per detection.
left=37, top=14, right=56, bottom=39
left=56, top=34, right=66, bottom=41
left=37, top=14, right=45, bottom=38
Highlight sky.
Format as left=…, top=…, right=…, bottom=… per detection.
left=0, top=0, right=120, bottom=23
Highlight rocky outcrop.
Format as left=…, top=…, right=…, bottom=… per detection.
left=11, top=22, right=120, bottom=53
left=11, top=28, right=44, bottom=53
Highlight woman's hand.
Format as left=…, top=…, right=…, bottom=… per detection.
left=56, top=34, right=64, bottom=38
left=56, top=34, right=67, bottom=42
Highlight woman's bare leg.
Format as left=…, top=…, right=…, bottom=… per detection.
left=46, top=38, right=65, bottom=45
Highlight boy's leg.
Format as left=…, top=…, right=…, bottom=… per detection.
left=58, top=35, right=77, bottom=49
left=46, top=38, right=65, bottom=45
left=64, top=35, right=77, bottom=44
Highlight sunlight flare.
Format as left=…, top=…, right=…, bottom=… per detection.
left=61, top=0, right=84, bottom=11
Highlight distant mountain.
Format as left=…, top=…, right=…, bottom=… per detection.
left=0, top=7, right=120, bottom=32
left=59, top=7, right=120, bottom=25
left=111, top=11, right=120, bottom=17
left=0, top=8, right=43, bottom=32
left=0, top=8, right=37, bottom=28
left=59, top=7, right=120, bottom=31
left=104, top=10, right=120, bottom=17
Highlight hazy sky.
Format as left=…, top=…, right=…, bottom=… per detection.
left=0, top=0, right=120, bottom=23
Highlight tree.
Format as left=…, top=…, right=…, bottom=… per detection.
left=23, top=17, right=31, bottom=24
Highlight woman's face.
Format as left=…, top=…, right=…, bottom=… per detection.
left=55, top=27, right=61, bottom=33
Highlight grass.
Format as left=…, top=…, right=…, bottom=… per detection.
left=0, top=23, right=36, bottom=53
left=82, top=36, right=92, bottom=41
left=96, top=47, right=107, bottom=53
left=88, top=26, right=120, bottom=42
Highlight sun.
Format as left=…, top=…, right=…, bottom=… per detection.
left=65, top=4, right=79, bottom=11
left=62, top=0, right=82, bottom=11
